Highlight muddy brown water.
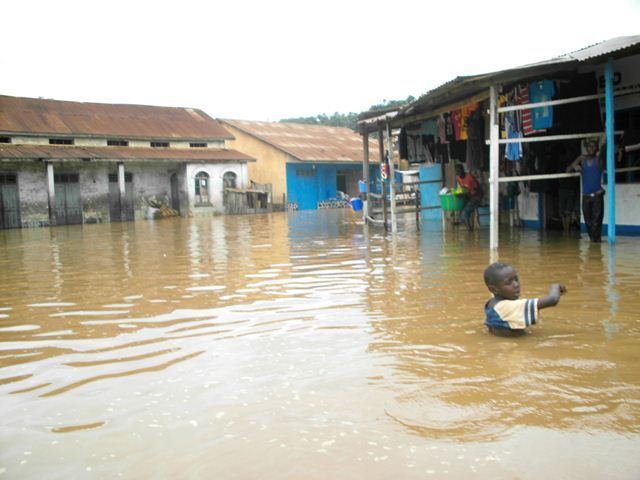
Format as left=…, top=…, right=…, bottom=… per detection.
left=1, top=210, right=639, bottom=479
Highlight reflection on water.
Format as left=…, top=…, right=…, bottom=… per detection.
left=1, top=211, right=639, bottom=479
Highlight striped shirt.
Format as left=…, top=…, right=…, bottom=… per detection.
left=485, top=298, right=539, bottom=331
left=517, top=84, right=545, bottom=136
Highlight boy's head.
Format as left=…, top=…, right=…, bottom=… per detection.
left=586, top=140, right=598, bottom=155
left=455, top=164, right=466, bottom=177
left=484, top=262, right=520, bottom=300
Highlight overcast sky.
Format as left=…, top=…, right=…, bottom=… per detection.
left=2, top=0, right=639, bottom=121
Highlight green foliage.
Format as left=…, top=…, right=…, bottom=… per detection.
left=280, top=95, right=416, bottom=130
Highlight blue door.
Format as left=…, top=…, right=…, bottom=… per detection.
left=419, top=164, right=443, bottom=221
left=287, top=165, right=318, bottom=210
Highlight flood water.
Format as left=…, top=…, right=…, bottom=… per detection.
left=1, top=210, right=639, bottom=479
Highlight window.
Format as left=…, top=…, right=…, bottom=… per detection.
left=0, top=173, right=17, bottom=184
left=151, top=141, right=170, bottom=148
left=108, top=173, right=133, bottom=182
left=0, top=137, right=11, bottom=144
left=223, top=171, right=237, bottom=189
left=194, top=171, right=210, bottom=204
left=108, top=139, right=129, bottom=147
left=296, top=168, right=315, bottom=177
left=54, top=173, right=79, bottom=183
left=49, top=138, right=74, bottom=145
left=190, top=142, right=207, bottom=148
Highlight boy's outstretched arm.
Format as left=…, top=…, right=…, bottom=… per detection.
left=538, top=284, right=567, bottom=309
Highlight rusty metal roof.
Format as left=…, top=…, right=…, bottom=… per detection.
left=220, top=119, right=380, bottom=162
left=0, top=144, right=253, bottom=162
left=0, top=95, right=234, bottom=141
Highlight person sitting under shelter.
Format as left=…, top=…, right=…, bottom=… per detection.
left=483, top=262, right=567, bottom=337
left=455, top=163, right=483, bottom=230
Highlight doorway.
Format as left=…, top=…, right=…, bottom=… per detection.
left=0, top=173, right=21, bottom=229
left=54, top=173, right=82, bottom=225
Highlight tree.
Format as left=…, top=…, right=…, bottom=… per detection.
left=279, top=96, right=416, bottom=130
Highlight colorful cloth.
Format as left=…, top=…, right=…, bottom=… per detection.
left=529, top=80, right=556, bottom=130
left=505, top=111, right=522, bottom=161
left=485, top=298, right=539, bottom=331
left=517, top=84, right=545, bottom=136
left=451, top=109, right=462, bottom=141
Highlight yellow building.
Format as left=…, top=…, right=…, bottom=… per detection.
left=220, top=119, right=379, bottom=210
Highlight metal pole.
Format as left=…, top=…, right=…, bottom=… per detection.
left=605, top=57, right=616, bottom=244
left=46, top=162, right=56, bottom=226
left=489, top=85, right=500, bottom=250
left=118, top=162, right=126, bottom=222
left=378, top=123, right=388, bottom=230
left=386, top=122, right=397, bottom=233
left=362, top=130, right=370, bottom=220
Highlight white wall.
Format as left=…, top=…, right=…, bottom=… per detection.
left=185, top=162, right=247, bottom=216
left=603, top=183, right=640, bottom=227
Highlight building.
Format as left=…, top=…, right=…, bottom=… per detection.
left=0, top=95, right=253, bottom=229
left=358, top=36, right=640, bottom=242
left=220, top=119, right=379, bottom=210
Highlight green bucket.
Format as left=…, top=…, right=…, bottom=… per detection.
left=439, top=193, right=465, bottom=211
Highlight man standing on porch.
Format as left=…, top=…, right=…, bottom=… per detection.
left=567, top=140, right=604, bottom=243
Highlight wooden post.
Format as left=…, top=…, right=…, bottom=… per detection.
left=46, top=161, right=56, bottom=226
left=605, top=57, right=616, bottom=244
left=118, top=162, right=126, bottom=222
left=362, top=130, right=370, bottom=220
left=378, top=123, right=388, bottom=230
left=386, top=122, right=397, bottom=233
left=415, top=189, right=420, bottom=231
left=489, top=85, right=500, bottom=250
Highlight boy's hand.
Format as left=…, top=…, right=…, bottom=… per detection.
left=552, top=283, right=567, bottom=295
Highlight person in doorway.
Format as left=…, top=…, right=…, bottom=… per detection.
left=455, top=163, right=483, bottom=230
left=566, top=140, right=604, bottom=242
left=484, top=262, right=567, bottom=337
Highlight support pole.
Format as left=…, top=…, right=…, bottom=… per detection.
left=489, top=85, right=500, bottom=250
left=118, top=162, right=126, bottom=222
left=378, top=123, right=388, bottom=230
left=386, top=122, right=397, bottom=233
left=605, top=57, right=616, bottom=244
left=46, top=162, right=56, bottom=226
left=362, top=130, right=370, bottom=220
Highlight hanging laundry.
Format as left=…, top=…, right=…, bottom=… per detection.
left=437, top=115, right=447, bottom=144
left=444, top=112, right=456, bottom=143
left=505, top=111, right=523, bottom=161
left=517, top=84, right=545, bottom=136
left=450, top=109, right=462, bottom=141
left=529, top=80, right=556, bottom=130
left=459, top=102, right=480, bottom=140
left=465, top=107, right=484, bottom=171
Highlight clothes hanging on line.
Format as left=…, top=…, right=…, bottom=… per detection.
left=517, top=84, right=545, bottom=136
left=529, top=80, right=556, bottom=130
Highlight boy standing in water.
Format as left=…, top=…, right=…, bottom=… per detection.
left=483, top=262, right=566, bottom=336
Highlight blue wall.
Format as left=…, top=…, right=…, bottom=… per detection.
left=287, top=163, right=379, bottom=210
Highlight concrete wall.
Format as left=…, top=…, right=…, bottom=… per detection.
left=185, top=162, right=248, bottom=216
left=222, top=124, right=288, bottom=204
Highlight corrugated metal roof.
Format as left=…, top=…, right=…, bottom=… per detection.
left=220, top=119, right=380, bottom=162
left=0, top=144, right=253, bottom=162
left=394, top=36, right=640, bottom=122
left=556, top=35, right=640, bottom=62
left=0, top=95, right=234, bottom=141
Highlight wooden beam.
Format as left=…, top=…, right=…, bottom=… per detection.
left=391, top=90, right=489, bottom=128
